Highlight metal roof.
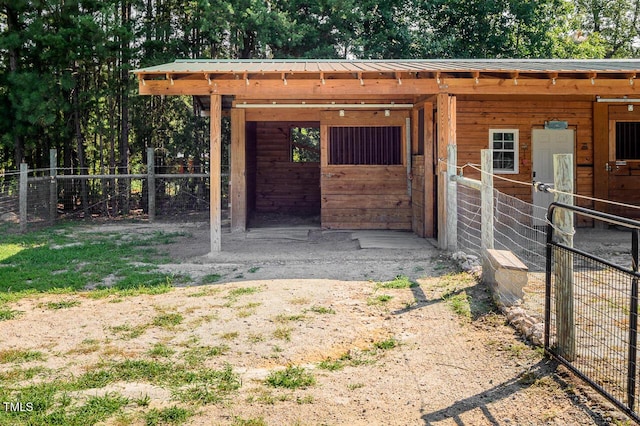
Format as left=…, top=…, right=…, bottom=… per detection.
left=133, top=59, right=640, bottom=75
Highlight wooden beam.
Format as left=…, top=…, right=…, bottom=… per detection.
left=593, top=101, right=609, bottom=218
left=424, top=103, right=435, bottom=238
left=138, top=77, right=640, bottom=97
left=230, top=108, right=247, bottom=232
left=210, top=94, right=222, bottom=253
left=436, top=94, right=456, bottom=249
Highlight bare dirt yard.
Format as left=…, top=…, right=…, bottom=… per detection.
left=0, top=221, right=631, bottom=425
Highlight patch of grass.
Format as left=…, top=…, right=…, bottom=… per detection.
left=273, top=326, right=292, bottom=341
left=0, top=349, right=44, bottom=364
left=248, top=266, right=260, bottom=273
left=44, top=299, right=80, bottom=310
left=201, top=273, right=222, bottom=284
left=318, top=359, right=345, bottom=371
left=265, top=366, right=316, bottom=389
left=296, top=395, right=314, bottom=404
left=347, top=382, right=365, bottom=391
left=175, top=364, right=241, bottom=404
left=227, top=286, right=260, bottom=298
left=373, top=337, right=398, bottom=351
left=274, top=313, right=305, bottom=322
left=183, top=345, right=229, bottom=365
left=144, top=405, right=193, bottom=425
left=442, top=289, right=471, bottom=319
left=152, top=312, right=184, bottom=328
left=0, top=366, right=49, bottom=383
left=109, top=323, right=148, bottom=339
left=233, top=417, right=268, bottom=426
left=376, top=275, right=417, bottom=289
left=288, top=297, right=310, bottom=305
left=308, top=305, right=335, bottom=315
left=0, top=307, right=21, bottom=321
left=221, top=332, right=239, bottom=340
left=147, top=343, right=175, bottom=358
left=247, top=333, right=264, bottom=344
left=367, top=294, right=393, bottom=305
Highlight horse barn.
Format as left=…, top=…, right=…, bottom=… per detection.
left=133, top=59, right=640, bottom=252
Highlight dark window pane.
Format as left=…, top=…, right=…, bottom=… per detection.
left=616, top=122, right=640, bottom=160
left=329, top=126, right=402, bottom=165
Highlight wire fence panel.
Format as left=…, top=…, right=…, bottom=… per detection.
left=154, top=176, right=212, bottom=217
left=456, top=183, right=482, bottom=258
left=0, top=173, right=19, bottom=225
left=545, top=203, right=640, bottom=423
left=494, top=190, right=547, bottom=272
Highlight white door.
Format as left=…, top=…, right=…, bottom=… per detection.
left=532, top=129, right=574, bottom=224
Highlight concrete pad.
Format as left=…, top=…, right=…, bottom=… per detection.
left=245, top=226, right=315, bottom=241
left=352, top=230, right=431, bottom=249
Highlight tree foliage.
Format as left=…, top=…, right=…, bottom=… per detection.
left=0, top=0, right=636, bottom=172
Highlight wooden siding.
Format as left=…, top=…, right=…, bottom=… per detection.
left=412, top=155, right=426, bottom=236
left=608, top=162, right=640, bottom=218
left=254, top=121, right=321, bottom=214
left=321, top=165, right=412, bottom=229
left=457, top=97, right=594, bottom=226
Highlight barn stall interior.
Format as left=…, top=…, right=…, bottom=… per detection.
left=133, top=59, right=640, bottom=252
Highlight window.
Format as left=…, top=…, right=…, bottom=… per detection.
left=489, top=129, right=519, bottom=174
left=290, top=127, right=320, bottom=162
left=616, top=122, right=640, bottom=160
left=329, top=126, right=402, bottom=165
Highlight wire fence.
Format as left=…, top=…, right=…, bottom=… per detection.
left=0, top=166, right=229, bottom=232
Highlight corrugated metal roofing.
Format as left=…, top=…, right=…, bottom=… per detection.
left=133, top=59, right=640, bottom=75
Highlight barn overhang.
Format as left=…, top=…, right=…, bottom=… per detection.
left=132, top=59, right=640, bottom=253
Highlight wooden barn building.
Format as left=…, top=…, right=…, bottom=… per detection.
left=133, top=59, right=640, bottom=252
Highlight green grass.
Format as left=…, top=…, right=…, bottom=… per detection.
left=368, top=294, right=393, bottom=305
left=0, top=307, right=20, bottom=321
left=147, top=343, right=175, bottom=358
left=44, top=300, right=80, bottom=310
left=152, top=313, right=184, bottom=328
left=376, top=275, right=418, bottom=289
left=0, top=226, right=181, bottom=297
left=0, top=349, right=44, bottom=364
left=373, top=337, right=398, bottom=351
left=144, top=406, right=193, bottom=425
left=201, top=273, right=222, bottom=284
left=183, top=345, right=229, bottom=365
left=233, top=417, right=267, bottom=426
left=265, top=366, right=316, bottom=389
left=442, top=289, right=472, bottom=319
left=227, top=286, right=261, bottom=298
left=308, top=305, right=335, bottom=314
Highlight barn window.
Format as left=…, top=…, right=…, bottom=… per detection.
left=329, top=126, right=402, bottom=165
left=489, top=129, right=519, bottom=174
left=290, top=127, right=320, bottom=162
left=615, top=122, right=640, bottom=160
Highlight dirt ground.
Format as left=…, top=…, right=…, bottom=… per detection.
left=1, top=220, right=632, bottom=425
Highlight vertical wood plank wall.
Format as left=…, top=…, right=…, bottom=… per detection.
left=254, top=121, right=321, bottom=215
left=456, top=97, right=594, bottom=226
left=602, top=105, right=640, bottom=218
left=411, top=155, right=426, bottom=235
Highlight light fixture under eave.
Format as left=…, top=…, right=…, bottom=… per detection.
left=596, top=98, right=640, bottom=103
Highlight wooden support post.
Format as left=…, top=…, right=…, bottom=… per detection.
left=210, top=95, right=222, bottom=253
left=593, top=101, right=609, bottom=228
left=230, top=108, right=247, bottom=232
left=553, top=153, right=575, bottom=361
left=19, top=163, right=27, bottom=233
left=481, top=149, right=494, bottom=252
left=49, top=149, right=57, bottom=224
left=436, top=94, right=456, bottom=249
left=424, top=103, right=435, bottom=238
left=147, top=147, right=155, bottom=223
left=447, top=144, right=457, bottom=251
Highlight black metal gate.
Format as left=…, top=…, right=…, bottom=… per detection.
left=545, top=202, right=640, bottom=422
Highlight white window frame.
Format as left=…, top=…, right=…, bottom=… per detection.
left=489, top=129, right=519, bottom=174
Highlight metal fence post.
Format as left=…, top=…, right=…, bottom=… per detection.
left=447, top=144, right=457, bottom=251
left=553, top=153, right=575, bottom=361
left=147, top=147, right=155, bottom=223
left=49, top=149, right=57, bottom=224
left=19, top=163, right=27, bottom=233
left=628, top=229, right=639, bottom=409
left=481, top=149, right=494, bottom=252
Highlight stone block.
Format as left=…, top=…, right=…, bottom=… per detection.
left=483, top=249, right=528, bottom=307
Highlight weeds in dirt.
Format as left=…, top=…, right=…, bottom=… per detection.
left=109, top=323, right=148, bottom=340
left=43, top=299, right=80, bottom=310
left=347, top=382, right=365, bottom=391
left=376, top=275, right=418, bottom=289
left=273, top=326, right=292, bottom=341
left=228, top=286, right=261, bottom=298
left=152, top=313, right=184, bottom=328
left=144, top=406, right=193, bottom=425
left=368, top=294, right=393, bottom=305
left=265, top=366, right=316, bottom=389
left=373, top=337, right=398, bottom=351
left=183, top=345, right=229, bottom=365
left=274, top=313, right=305, bottom=322
left=248, top=266, right=261, bottom=273
left=0, top=349, right=44, bottom=364
left=147, top=343, right=175, bottom=358
left=288, top=297, right=310, bottom=305
left=0, top=307, right=20, bottom=321
left=308, top=305, right=335, bottom=314
left=442, top=289, right=471, bottom=319
left=233, top=417, right=268, bottom=426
